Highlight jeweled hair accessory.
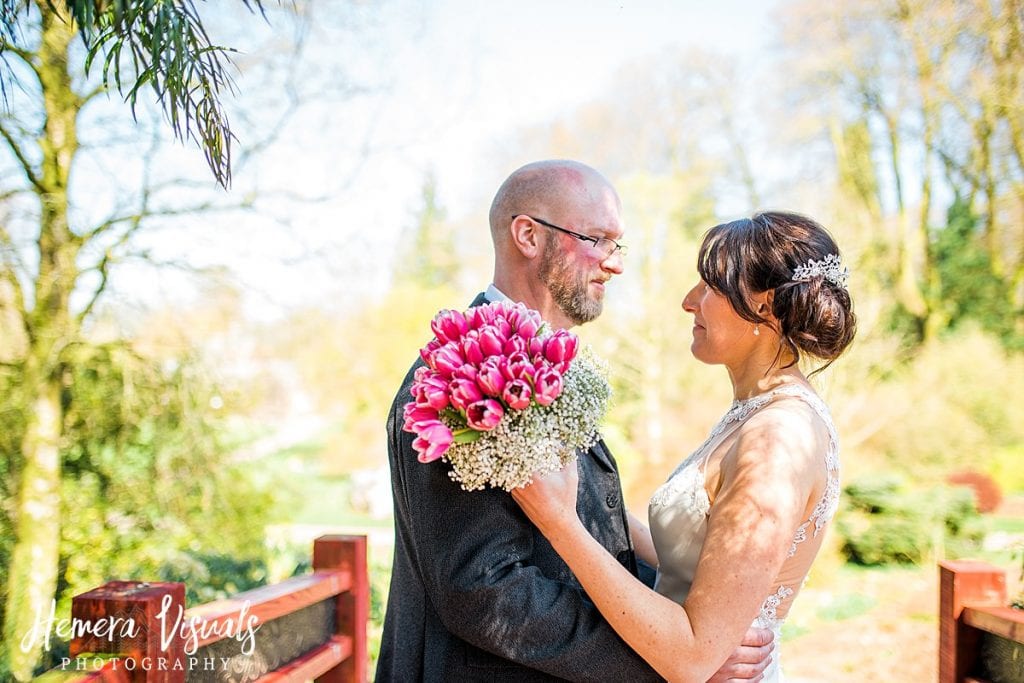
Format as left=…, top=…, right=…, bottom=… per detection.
left=791, top=254, right=849, bottom=289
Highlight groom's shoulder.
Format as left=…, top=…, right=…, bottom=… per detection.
left=391, top=356, right=425, bottom=411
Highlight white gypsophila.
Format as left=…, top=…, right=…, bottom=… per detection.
left=441, top=346, right=611, bottom=491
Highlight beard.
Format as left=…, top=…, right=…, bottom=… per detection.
left=537, top=239, right=603, bottom=325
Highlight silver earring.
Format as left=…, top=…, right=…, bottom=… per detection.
left=754, top=324, right=760, bottom=336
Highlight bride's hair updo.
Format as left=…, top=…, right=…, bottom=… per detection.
left=697, top=211, right=856, bottom=372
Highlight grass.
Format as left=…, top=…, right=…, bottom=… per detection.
left=816, top=592, right=877, bottom=621
left=989, top=515, right=1024, bottom=533
left=251, top=437, right=393, bottom=527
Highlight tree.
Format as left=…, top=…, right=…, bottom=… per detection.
left=778, top=0, right=1023, bottom=346
left=399, top=171, right=461, bottom=289
left=0, top=2, right=269, bottom=677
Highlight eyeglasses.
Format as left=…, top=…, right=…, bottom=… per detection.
left=514, top=214, right=628, bottom=259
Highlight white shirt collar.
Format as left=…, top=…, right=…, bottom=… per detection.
left=484, top=283, right=511, bottom=303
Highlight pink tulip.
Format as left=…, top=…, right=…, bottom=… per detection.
left=508, top=302, right=538, bottom=328
left=403, top=404, right=440, bottom=432
left=430, top=309, right=469, bottom=344
left=517, top=316, right=540, bottom=339
left=531, top=358, right=553, bottom=378
left=502, top=336, right=527, bottom=356
left=527, top=336, right=545, bottom=359
left=543, top=331, right=579, bottom=365
left=452, top=364, right=478, bottom=383
left=419, top=377, right=450, bottom=411
left=463, top=337, right=484, bottom=365
left=533, top=368, right=564, bottom=406
left=503, top=306, right=520, bottom=329
left=477, top=359, right=507, bottom=396
left=505, top=351, right=536, bottom=383
left=419, top=338, right=442, bottom=364
left=493, top=317, right=512, bottom=340
left=468, top=304, right=499, bottom=329
left=450, top=378, right=484, bottom=411
left=500, top=351, right=528, bottom=379
left=431, top=343, right=464, bottom=378
left=479, top=327, right=506, bottom=357
left=502, top=379, right=533, bottom=410
left=412, top=421, right=454, bottom=463
left=466, top=399, right=504, bottom=430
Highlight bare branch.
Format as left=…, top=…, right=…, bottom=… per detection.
left=76, top=251, right=111, bottom=323
left=82, top=199, right=253, bottom=245
left=118, top=250, right=226, bottom=277
left=0, top=119, right=43, bottom=191
left=0, top=185, right=29, bottom=202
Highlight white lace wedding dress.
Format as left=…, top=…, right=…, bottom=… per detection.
left=648, top=384, right=840, bottom=682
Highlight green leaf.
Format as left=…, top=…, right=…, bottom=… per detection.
left=452, top=429, right=481, bottom=445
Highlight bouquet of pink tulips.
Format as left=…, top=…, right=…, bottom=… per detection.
left=402, top=301, right=610, bottom=491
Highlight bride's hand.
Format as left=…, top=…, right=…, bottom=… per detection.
left=510, top=459, right=581, bottom=538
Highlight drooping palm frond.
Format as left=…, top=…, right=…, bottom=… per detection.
left=0, top=0, right=271, bottom=188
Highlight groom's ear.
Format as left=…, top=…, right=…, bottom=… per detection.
left=509, top=215, right=542, bottom=259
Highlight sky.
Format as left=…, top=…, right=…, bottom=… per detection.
left=78, top=0, right=785, bottom=321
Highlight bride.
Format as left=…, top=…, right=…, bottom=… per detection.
left=513, top=211, right=856, bottom=682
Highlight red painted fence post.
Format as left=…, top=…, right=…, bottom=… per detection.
left=938, top=560, right=1006, bottom=683
left=69, top=581, right=186, bottom=682
left=313, top=535, right=369, bottom=683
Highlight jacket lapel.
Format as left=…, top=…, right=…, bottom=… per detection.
left=588, top=438, right=617, bottom=473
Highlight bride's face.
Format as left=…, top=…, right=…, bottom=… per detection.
left=681, top=280, right=757, bottom=365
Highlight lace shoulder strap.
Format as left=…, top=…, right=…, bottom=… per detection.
left=765, top=384, right=842, bottom=552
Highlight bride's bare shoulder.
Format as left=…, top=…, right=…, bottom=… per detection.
left=729, top=398, right=828, bottom=472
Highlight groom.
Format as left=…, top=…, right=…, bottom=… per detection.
left=377, top=160, right=772, bottom=681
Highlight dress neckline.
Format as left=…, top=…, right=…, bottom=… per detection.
left=718, top=382, right=815, bottom=430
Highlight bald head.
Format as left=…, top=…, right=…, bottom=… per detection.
left=485, top=160, right=624, bottom=329
left=488, top=160, right=618, bottom=244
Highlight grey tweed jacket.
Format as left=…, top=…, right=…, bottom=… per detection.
left=376, top=293, right=661, bottom=682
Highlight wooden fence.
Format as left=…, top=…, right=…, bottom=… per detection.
left=939, top=559, right=1024, bottom=683
left=35, top=534, right=369, bottom=683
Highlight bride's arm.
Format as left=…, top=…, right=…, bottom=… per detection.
left=513, top=407, right=819, bottom=682
left=627, top=510, right=658, bottom=567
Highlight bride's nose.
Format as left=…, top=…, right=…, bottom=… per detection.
left=682, top=283, right=700, bottom=312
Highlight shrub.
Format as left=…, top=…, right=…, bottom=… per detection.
left=837, top=475, right=984, bottom=565
left=947, top=471, right=1003, bottom=513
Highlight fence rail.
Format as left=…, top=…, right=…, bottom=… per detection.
left=35, top=534, right=368, bottom=683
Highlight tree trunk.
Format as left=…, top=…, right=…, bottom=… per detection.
left=879, top=103, right=929, bottom=329
left=2, top=4, right=80, bottom=678
left=904, top=1, right=947, bottom=340
left=2, top=369, right=62, bottom=681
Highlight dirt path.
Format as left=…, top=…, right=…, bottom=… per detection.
left=781, top=566, right=938, bottom=681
